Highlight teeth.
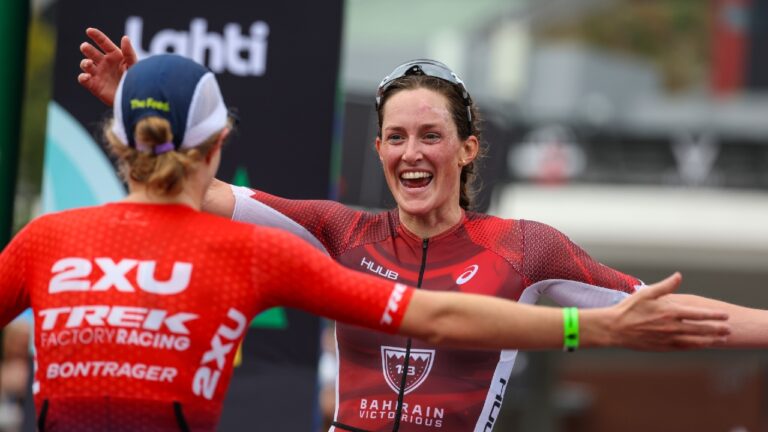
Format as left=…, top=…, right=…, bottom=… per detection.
left=400, top=171, right=432, bottom=180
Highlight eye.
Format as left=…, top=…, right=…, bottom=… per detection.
left=423, top=132, right=441, bottom=143
left=386, top=133, right=405, bottom=144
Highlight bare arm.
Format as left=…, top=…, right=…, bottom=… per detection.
left=259, top=229, right=729, bottom=352
left=668, top=294, right=768, bottom=348
left=400, top=273, right=730, bottom=351
left=202, top=178, right=236, bottom=218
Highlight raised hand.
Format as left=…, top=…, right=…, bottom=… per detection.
left=605, top=273, right=730, bottom=351
left=77, top=27, right=138, bottom=106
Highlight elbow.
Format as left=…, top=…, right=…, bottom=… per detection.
left=411, top=313, right=455, bottom=347
left=420, top=326, right=448, bottom=346
left=399, top=292, right=465, bottom=347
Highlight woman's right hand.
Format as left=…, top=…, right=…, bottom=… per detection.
left=584, top=273, right=731, bottom=351
left=77, top=27, right=138, bottom=106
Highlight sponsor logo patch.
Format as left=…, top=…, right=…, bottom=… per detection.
left=381, top=346, right=435, bottom=395
left=380, top=283, right=407, bottom=326
left=455, top=264, right=479, bottom=285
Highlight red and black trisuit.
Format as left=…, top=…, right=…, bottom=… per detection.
left=234, top=188, right=641, bottom=432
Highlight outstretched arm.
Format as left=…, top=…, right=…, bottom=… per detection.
left=258, top=229, right=730, bottom=352
left=402, top=273, right=730, bottom=351
left=520, top=222, right=765, bottom=348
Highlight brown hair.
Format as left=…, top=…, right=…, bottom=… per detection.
left=104, top=116, right=225, bottom=197
left=376, top=75, right=486, bottom=210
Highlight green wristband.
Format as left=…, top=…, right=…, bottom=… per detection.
left=562, top=307, right=579, bottom=352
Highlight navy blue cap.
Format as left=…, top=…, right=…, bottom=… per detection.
left=112, top=54, right=227, bottom=151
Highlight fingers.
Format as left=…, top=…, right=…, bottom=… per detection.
left=80, top=42, right=104, bottom=62
left=86, top=27, right=119, bottom=53
left=121, top=36, right=139, bottom=66
left=637, top=272, right=682, bottom=300
left=76, top=73, right=100, bottom=97
left=665, top=334, right=730, bottom=350
left=77, top=73, right=90, bottom=85
left=670, top=305, right=729, bottom=322
left=632, top=325, right=730, bottom=352
left=672, top=320, right=731, bottom=337
left=636, top=317, right=730, bottom=351
left=80, top=58, right=97, bottom=75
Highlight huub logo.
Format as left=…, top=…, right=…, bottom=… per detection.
left=361, top=256, right=399, bottom=280
left=125, top=16, right=269, bottom=77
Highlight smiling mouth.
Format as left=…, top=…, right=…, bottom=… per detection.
left=400, top=171, right=433, bottom=188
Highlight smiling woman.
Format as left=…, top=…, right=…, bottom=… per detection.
left=206, top=58, right=768, bottom=432
left=73, top=30, right=768, bottom=432
left=375, top=79, right=480, bottom=237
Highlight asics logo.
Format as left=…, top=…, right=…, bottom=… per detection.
left=455, top=265, right=479, bottom=285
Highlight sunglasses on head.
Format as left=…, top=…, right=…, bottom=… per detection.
left=376, top=59, right=473, bottom=132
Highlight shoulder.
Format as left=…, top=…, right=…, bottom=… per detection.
left=19, top=206, right=103, bottom=233
left=459, top=212, right=525, bottom=269
left=2, top=207, right=107, bottom=256
left=465, top=211, right=518, bottom=230
left=460, top=214, right=573, bottom=268
left=248, top=188, right=381, bottom=223
left=462, top=211, right=523, bottom=246
left=195, top=209, right=265, bottom=237
left=518, top=219, right=567, bottom=241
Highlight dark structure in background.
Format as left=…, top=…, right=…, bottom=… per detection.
left=712, top=0, right=768, bottom=93
left=0, top=0, right=29, bottom=417
left=711, top=0, right=749, bottom=95
left=0, top=0, right=29, bottom=248
left=49, top=1, right=343, bottom=430
left=749, top=0, right=768, bottom=90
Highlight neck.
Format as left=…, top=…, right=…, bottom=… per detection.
left=121, top=190, right=200, bottom=210
left=123, top=177, right=208, bottom=211
left=398, top=205, right=464, bottom=239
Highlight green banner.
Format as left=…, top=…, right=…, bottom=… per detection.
left=0, top=0, right=29, bottom=246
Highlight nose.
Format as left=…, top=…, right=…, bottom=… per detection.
left=401, top=137, right=422, bottom=163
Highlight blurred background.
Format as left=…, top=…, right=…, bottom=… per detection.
left=2, top=0, right=768, bottom=431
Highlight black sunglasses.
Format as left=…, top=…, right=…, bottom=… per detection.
left=376, top=59, right=473, bottom=133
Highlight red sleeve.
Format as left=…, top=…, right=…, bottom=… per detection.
left=249, top=190, right=374, bottom=257
left=0, top=223, right=33, bottom=327
left=521, top=220, right=639, bottom=293
left=248, top=226, right=414, bottom=333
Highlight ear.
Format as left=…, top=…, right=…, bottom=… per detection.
left=459, top=135, right=479, bottom=167
left=375, top=136, right=384, bottom=162
left=205, top=128, right=230, bottom=164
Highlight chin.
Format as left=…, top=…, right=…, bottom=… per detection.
left=395, top=198, right=434, bottom=216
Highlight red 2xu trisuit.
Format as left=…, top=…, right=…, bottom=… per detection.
left=0, top=203, right=414, bottom=432
left=236, top=189, right=641, bottom=432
